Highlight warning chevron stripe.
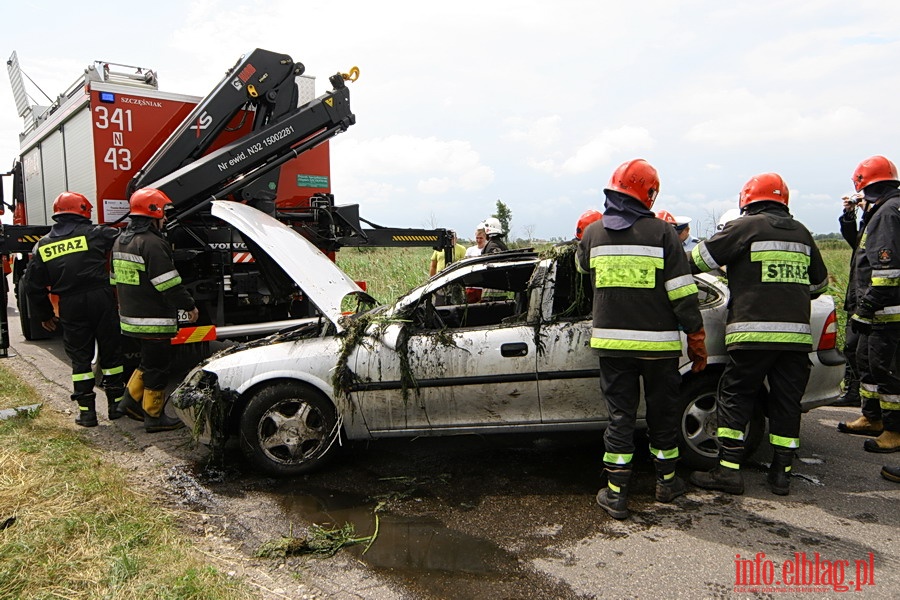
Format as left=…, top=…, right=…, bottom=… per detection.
left=232, top=252, right=255, bottom=263
left=170, top=325, right=217, bottom=345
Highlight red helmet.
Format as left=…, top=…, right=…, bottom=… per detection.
left=655, top=210, right=677, bottom=225
left=852, top=155, right=899, bottom=192
left=605, top=159, right=660, bottom=209
left=738, top=173, right=789, bottom=210
left=129, top=188, right=172, bottom=218
left=575, top=209, right=602, bottom=240
left=53, top=192, right=92, bottom=219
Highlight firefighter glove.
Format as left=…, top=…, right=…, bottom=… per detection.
left=686, top=328, right=708, bottom=373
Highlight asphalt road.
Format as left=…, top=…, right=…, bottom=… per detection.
left=4, top=298, right=899, bottom=599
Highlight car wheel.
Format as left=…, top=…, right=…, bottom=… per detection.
left=677, top=372, right=764, bottom=471
left=239, top=381, right=339, bottom=476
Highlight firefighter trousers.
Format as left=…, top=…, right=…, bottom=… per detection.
left=718, top=349, right=810, bottom=465
left=134, top=338, right=175, bottom=392
left=58, top=287, right=124, bottom=403
left=598, top=356, right=681, bottom=464
left=857, top=328, right=900, bottom=432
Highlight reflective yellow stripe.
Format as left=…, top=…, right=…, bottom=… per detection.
left=650, top=446, right=679, bottom=460
left=718, top=427, right=745, bottom=441
left=769, top=434, right=800, bottom=449
left=603, top=452, right=633, bottom=465
left=720, top=460, right=741, bottom=470
left=39, top=236, right=89, bottom=262
left=72, top=372, right=95, bottom=382
left=608, top=482, right=621, bottom=493
left=691, top=242, right=719, bottom=271
left=102, top=366, right=124, bottom=376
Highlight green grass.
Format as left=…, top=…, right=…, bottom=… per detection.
left=0, top=364, right=253, bottom=600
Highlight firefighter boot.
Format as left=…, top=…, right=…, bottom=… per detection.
left=596, top=466, right=631, bottom=520
left=654, top=459, right=686, bottom=503
left=767, top=449, right=794, bottom=496
left=690, top=464, right=744, bottom=495
left=74, top=394, right=98, bottom=428
left=106, top=385, right=125, bottom=421
left=832, top=372, right=860, bottom=408
left=116, top=369, right=145, bottom=422
left=863, top=430, right=900, bottom=454
left=837, top=415, right=883, bottom=436
left=142, top=389, right=184, bottom=433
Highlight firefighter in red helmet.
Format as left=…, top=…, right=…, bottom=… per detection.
left=575, top=209, right=602, bottom=240
left=845, top=156, right=900, bottom=454
left=577, top=159, right=706, bottom=519
left=23, top=192, right=125, bottom=427
left=111, top=188, right=198, bottom=432
left=689, top=173, right=829, bottom=495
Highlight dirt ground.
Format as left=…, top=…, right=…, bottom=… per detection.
left=3, top=348, right=407, bottom=600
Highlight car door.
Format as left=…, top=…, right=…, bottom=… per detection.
left=530, top=257, right=609, bottom=424
left=353, top=261, right=542, bottom=434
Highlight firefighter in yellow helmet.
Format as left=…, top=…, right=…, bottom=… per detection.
left=23, top=192, right=125, bottom=426
left=111, top=188, right=198, bottom=433
left=577, top=159, right=706, bottom=519
left=689, top=173, right=829, bottom=495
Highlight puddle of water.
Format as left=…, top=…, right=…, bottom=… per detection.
left=278, top=489, right=515, bottom=575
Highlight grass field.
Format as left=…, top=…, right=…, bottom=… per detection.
left=0, top=371, right=252, bottom=600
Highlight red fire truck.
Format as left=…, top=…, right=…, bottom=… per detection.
left=1, top=49, right=450, bottom=356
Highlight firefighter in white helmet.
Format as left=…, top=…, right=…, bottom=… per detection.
left=480, top=218, right=508, bottom=254
left=689, top=173, right=828, bottom=495
left=577, top=158, right=706, bottom=519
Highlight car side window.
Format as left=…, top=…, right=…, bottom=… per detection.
left=411, top=264, right=536, bottom=330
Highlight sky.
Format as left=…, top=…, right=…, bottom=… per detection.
left=2, top=0, right=899, bottom=240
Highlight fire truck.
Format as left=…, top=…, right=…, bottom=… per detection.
left=1, top=49, right=451, bottom=356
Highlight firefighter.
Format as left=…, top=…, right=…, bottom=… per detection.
left=575, top=209, right=603, bottom=241
left=833, top=192, right=874, bottom=412
left=111, top=188, right=198, bottom=433
left=480, top=218, right=508, bottom=254
left=577, top=159, right=707, bottom=520
left=847, top=156, right=900, bottom=453
left=689, top=173, right=829, bottom=495
left=23, top=192, right=125, bottom=427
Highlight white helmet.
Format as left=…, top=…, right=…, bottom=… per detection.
left=482, top=217, right=504, bottom=236
left=717, top=208, right=742, bottom=231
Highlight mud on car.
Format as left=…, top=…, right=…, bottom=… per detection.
left=172, top=201, right=845, bottom=476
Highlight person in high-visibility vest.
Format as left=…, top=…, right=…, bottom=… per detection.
left=689, top=173, right=828, bottom=495
left=111, top=188, right=198, bottom=433
left=577, top=159, right=707, bottom=520
left=846, top=156, right=900, bottom=454
left=23, top=192, right=125, bottom=426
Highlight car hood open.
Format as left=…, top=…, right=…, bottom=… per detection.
left=211, top=200, right=371, bottom=330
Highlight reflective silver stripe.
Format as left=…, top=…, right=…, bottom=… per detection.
left=665, top=274, right=694, bottom=292
left=120, top=315, right=177, bottom=327
left=876, top=305, right=900, bottom=315
left=725, top=321, right=811, bottom=335
left=592, top=328, right=681, bottom=342
left=150, top=270, right=180, bottom=287
left=750, top=241, right=810, bottom=255
left=694, top=243, right=720, bottom=270
left=873, top=268, right=900, bottom=278
left=810, top=278, right=828, bottom=293
left=590, top=245, right=663, bottom=258
left=860, top=382, right=879, bottom=393
left=112, top=251, right=145, bottom=264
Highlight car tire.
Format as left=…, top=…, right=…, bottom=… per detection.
left=677, top=371, right=765, bottom=471
left=238, top=381, right=339, bottom=476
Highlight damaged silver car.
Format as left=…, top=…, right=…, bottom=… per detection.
left=172, top=201, right=845, bottom=476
